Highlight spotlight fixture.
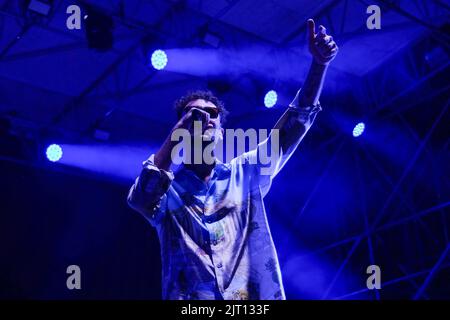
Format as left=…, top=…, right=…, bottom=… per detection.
left=151, top=49, right=168, bottom=70
left=27, top=0, right=52, bottom=16
left=352, top=122, right=365, bottom=137
left=46, top=144, right=63, bottom=162
left=264, top=90, right=278, bottom=108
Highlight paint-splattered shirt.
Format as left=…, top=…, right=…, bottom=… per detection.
left=128, top=91, right=321, bottom=300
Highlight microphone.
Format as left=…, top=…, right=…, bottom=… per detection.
left=191, top=109, right=215, bottom=141
left=190, top=109, right=206, bottom=135
left=191, top=109, right=203, bottom=122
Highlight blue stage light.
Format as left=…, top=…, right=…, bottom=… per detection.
left=353, top=122, right=365, bottom=137
left=264, top=90, right=277, bottom=108
left=46, top=144, right=63, bottom=162
left=151, top=49, right=168, bottom=70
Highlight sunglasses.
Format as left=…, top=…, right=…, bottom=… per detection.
left=183, top=106, right=219, bottom=119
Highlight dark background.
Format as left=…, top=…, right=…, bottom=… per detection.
left=1, top=0, right=449, bottom=299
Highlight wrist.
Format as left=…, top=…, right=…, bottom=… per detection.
left=312, top=58, right=330, bottom=68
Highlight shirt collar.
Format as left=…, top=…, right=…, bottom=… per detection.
left=175, top=159, right=231, bottom=189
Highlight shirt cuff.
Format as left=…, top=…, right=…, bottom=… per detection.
left=142, top=154, right=175, bottom=181
left=288, top=89, right=322, bottom=125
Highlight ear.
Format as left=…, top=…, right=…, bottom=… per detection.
left=217, top=127, right=224, bottom=141
left=214, top=127, right=224, bottom=143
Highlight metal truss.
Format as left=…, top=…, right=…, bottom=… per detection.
left=1, top=0, right=448, bottom=299
left=0, top=0, right=263, bottom=135
left=284, top=0, right=450, bottom=300
left=300, top=95, right=450, bottom=300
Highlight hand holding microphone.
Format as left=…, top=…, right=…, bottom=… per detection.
left=174, top=107, right=211, bottom=135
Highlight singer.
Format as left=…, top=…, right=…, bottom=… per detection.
left=127, top=19, right=338, bottom=300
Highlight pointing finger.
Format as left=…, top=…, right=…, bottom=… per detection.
left=307, top=19, right=316, bottom=42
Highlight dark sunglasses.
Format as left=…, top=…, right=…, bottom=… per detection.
left=183, top=106, right=219, bottom=119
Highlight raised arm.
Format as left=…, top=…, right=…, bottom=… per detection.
left=240, top=19, right=338, bottom=191
left=276, top=19, right=338, bottom=153
left=297, top=19, right=338, bottom=107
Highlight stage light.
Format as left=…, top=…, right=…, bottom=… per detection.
left=85, top=6, right=114, bottom=51
left=46, top=144, right=63, bottom=162
left=264, top=90, right=277, bottom=108
left=151, top=49, right=168, bottom=70
left=353, top=122, right=365, bottom=137
left=27, top=0, right=52, bottom=16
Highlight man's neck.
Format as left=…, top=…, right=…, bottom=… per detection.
left=184, top=161, right=216, bottom=183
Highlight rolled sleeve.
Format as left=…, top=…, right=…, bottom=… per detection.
left=288, top=89, right=322, bottom=128
left=127, top=154, right=174, bottom=225
left=235, top=89, right=323, bottom=198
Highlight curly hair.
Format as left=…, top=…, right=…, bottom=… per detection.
left=174, top=90, right=229, bottom=124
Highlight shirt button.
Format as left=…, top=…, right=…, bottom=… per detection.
left=216, top=262, right=223, bottom=268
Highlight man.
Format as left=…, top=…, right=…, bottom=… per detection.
left=128, top=19, right=338, bottom=300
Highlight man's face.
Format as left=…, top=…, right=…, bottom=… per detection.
left=183, top=99, right=223, bottom=141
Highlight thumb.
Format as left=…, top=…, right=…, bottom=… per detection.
left=307, top=19, right=315, bottom=42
